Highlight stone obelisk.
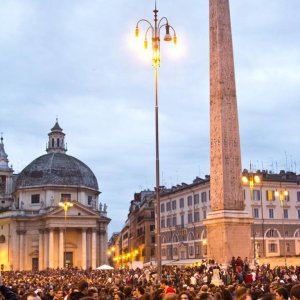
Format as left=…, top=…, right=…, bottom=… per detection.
left=203, top=0, right=253, bottom=263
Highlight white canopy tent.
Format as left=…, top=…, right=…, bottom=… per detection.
left=96, top=264, right=114, bottom=270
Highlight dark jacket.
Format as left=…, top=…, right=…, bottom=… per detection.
left=0, top=285, right=19, bottom=300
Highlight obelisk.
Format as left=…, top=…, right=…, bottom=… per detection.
left=203, top=0, right=253, bottom=263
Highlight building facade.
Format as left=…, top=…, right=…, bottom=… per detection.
left=109, top=190, right=156, bottom=267
left=158, top=172, right=300, bottom=262
left=0, top=121, right=110, bottom=271
left=110, top=171, right=300, bottom=265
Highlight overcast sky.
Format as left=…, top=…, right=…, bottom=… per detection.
left=0, top=0, right=299, bottom=236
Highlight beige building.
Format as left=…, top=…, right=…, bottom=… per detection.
left=109, top=191, right=156, bottom=267
left=110, top=171, right=300, bottom=265
left=0, top=121, right=110, bottom=271
left=158, top=172, right=300, bottom=263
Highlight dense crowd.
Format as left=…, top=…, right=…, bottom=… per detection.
left=0, top=257, right=300, bottom=300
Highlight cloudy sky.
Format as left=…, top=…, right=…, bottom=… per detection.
left=0, top=0, right=299, bottom=235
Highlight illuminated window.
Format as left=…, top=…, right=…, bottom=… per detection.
left=266, top=190, right=275, bottom=201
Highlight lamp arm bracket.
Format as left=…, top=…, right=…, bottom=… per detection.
left=137, top=19, right=153, bottom=30
left=158, top=17, right=169, bottom=28
left=145, top=25, right=153, bottom=40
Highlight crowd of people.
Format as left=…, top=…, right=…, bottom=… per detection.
left=0, top=257, right=299, bottom=300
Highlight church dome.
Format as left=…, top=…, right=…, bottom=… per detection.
left=16, top=152, right=98, bottom=190
left=15, top=120, right=99, bottom=191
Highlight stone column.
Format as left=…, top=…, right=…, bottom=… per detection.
left=17, top=230, right=26, bottom=270
left=38, top=230, right=44, bottom=270
left=82, top=228, right=87, bottom=270
left=59, top=228, right=64, bottom=268
left=91, top=229, right=97, bottom=269
left=204, top=0, right=253, bottom=263
left=48, top=228, right=54, bottom=268
left=44, top=229, right=49, bottom=268
left=99, top=226, right=107, bottom=265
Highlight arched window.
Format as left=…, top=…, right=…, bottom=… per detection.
left=52, top=138, right=54, bottom=147
left=0, top=235, right=5, bottom=243
left=266, top=228, right=280, bottom=238
left=57, top=138, right=60, bottom=147
left=188, top=232, right=195, bottom=241
left=173, top=234, right=178, bottom=243
left=294, top=229, right=300, bottom=238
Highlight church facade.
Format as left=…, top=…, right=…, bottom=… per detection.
left=0, top=121, right=110, bottom=271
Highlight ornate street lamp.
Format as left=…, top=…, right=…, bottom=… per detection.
left=59, top=200, right=73, bottom=267
left=135, top=2, right=177, bottom=281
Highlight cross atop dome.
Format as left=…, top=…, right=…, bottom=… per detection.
left=46, top=119, right=67, bottom=154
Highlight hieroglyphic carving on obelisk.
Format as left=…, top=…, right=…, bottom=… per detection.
left=210, top=0, right=244, bottom=211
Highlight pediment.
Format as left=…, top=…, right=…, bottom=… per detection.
left=46, top=202, right=100, bottom=218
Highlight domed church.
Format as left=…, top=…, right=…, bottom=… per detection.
left=0, top=120, right=110, bottom=271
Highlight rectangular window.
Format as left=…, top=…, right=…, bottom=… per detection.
left=266, top=190, right=275, bottom=201
left=188, top=213, right=193, bottom=224
left=151, top=211, right=155, bottom=219
left=298, top=209, right=300, bottom=220
left=297, top=192, right=300, bottom=202
left=203, top=210, right=207, bottom=219
left=194, top=194, right=200, bottom=205
left=172, top=200, right=177, bottom=210
left=151, top=236, right=155, bottom=243
left=187, top=196, right=193, bottom=206
left=166, top=218, right=171, bottom=227
left=189, top=246, right=194, bottom=256
left=195, top=245, right=200, bottom=255
left=201, top=192, right=207, bottom=203
left=269, top=209, right=274, bottom=219
left=179, top=198, right=184, bottom=208
left=161, top=219, right=165, bottom=228
left=166, top=202, right=171, bottom=211
left=31, top=194, right=40, bottom=204
left=253, top=208, right=259, bottom=219
left=87, top=196, right=92, bottom=205
left=61, top=193, right=71, bottom=201
left=253, top=190, right=261, bottom=201
left=269, top=243, right=277, bottom=253
left=172, top=216, right=177, bottom=226
left=208, top=190, right=210, bottom=201
left=283, top=209, right=288, bottom=219
left=161, top=203, right=165, bottom=213
left=194, top=211, right=200, bottom=222
left=162, top=248, right=166, bottom=257
left=181, top=215, right=184, bottom=226
left=150, top=225, right=155, bottom=232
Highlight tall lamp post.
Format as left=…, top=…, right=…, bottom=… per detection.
left=274, top=188, right=288, bottom=267
left=59, top=200, right=73, bottom=267
left=135, top=2, right=177, bottom=281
